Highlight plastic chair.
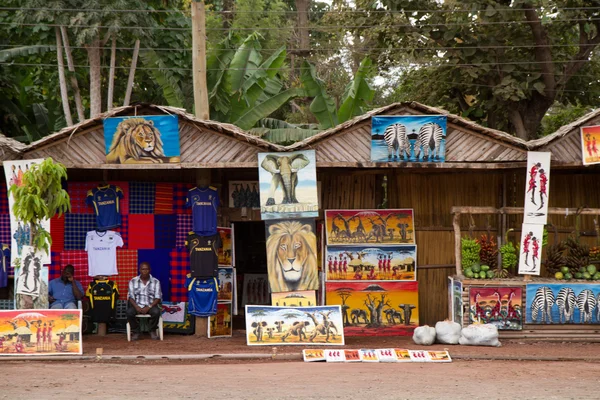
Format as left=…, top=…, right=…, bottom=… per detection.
left=126, top=314, right=164, bottom=341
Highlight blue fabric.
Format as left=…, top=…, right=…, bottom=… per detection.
left=64, top=214, right=96, bottom=250
left=48, top=277, right=84, bottom=307
left=0, top=245, right=9, bottom=288
left=138, top=249, right=171, bottom=302
left=186, top=276, right=218, bottom=317
left=130, top=182, right=156, bottom=214
left=154, top=215, right=177, bottom=249
left=85, top=185, right=124, bottom=229
left=186, top=187, right=219, bottom=236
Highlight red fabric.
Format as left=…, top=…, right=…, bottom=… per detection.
left=112, top=181, right=130, bottom=215
left=50, top=214, right=65, bottom=252
left=114, top=249, right=138, bottom=299
left=127, top=214, right=155, bottom=249
left=169, top=248, right=189, bottom=302
left=68, top=182, right=94, bottom=214
left=60, top=250, right=92, bottom=290
left=154, top=184, right=173, bottom=214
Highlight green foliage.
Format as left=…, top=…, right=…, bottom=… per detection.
left=8, top=158, right=71, bottom=254
left=540, top=102, right=594, bottom=137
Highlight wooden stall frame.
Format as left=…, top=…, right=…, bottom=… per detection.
left=452, top=206, right=600, bottom=277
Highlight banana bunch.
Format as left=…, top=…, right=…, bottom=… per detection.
left=461, top=237, right=481, bottom=270
left=544, top=242, right=566, bottom=274
left=500, top=241, right=517, bottom=271
left=564, top=236, right=590, bottom=272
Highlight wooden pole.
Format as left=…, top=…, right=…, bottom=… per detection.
left=191, top=0, right=210, bottom=120
left=55, top=27, right=73, bottom=127
left=60, top=26, right=85, bottom=122
left=123, top=39, right=140, bottom=107
left=107, top=37, right=117, bottom=111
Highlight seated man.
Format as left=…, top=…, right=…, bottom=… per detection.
left=127, top=262, right=162, bottom=341
left=48, top=264, right=84, bottom=309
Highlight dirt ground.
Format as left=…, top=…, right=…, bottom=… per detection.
left=1, top=359, right=599, bottom=399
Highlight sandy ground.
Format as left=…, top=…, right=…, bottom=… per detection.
left=1, top=359, right=599, bottom=399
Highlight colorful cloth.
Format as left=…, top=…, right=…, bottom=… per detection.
left=129, top=182, right=156, bottom=214
left=0, top=214, right=10, bottom=245
left=114, top=249, right=138, bottom=299
left=169, top=247, right=189, bottom=302
left=59, top=250, right=92, bottom=291
left=113, top=214, right=129, bottom=249
left=173, top=183, right=193, bottom=214
left=50, top=214, right=65, bottom=252
left=67, top=182, right=94, bottom=214
left=128, top=214, right=155, bottom=249
left=49, top=251, right=61, bottom=281
left=112, top=182, right=129, bottom=215
left=176, top=214, right=193, bottom=247
left=0, top=184, right=8, bottom=214
left=64, top=214, right=96, bottom=250
left=154, top=215, right=176, bottom=249
left=85, top=184, right=124, bottom=229
left=138, top=249, right=172, bottom=302
left=154, top=184, right=174, bottom=214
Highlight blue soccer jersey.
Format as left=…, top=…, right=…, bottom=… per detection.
left=0, top=244, right=9, bottom=288
left=86, top=184, right=124, bottom=229
left=186, top=275, right=219, bottom=317
left=186, top=186, right=219, bottom=236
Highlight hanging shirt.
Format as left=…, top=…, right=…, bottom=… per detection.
left=185, top=232, right=221, bottom=278
left=185, top=186, right=219, bottom=236
left=85, top=230, right=123, bottom=276
left=186, top=275, right=218, bottom=317
left=86, top=279, right=119, bottom=323
left=86, top=184, right=124, bottom=230
left=0, top=244, right=9, bottom=288
left=128, top=274, right=162, bottom=308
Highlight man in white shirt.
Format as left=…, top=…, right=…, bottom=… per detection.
left=127, top=262, right=162, bottom=341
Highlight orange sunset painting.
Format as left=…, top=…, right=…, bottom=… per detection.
left=581, top=125, right=600, bottom=165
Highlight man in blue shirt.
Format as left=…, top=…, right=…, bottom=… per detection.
left=48, top=265, right=84, bottom=309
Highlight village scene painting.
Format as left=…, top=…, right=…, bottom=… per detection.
left=325, top=209, right=415, bottom=245
left=526, top=283, right=600, bottom=324
left=468, top=287, right=523, bottom=330
left=217, top=267, right=233, bottom=302
left=271, top=291, right=317, bottom=307
left=371, top=115, right=447, bottom=163
left=325, top=245, right=416, bottom=281
left=325, top=281, right=419, bottom=336
left=258, top=150, right=319, bottom=220
left=228, top=181, right=261, bottom=208
left=0, top=309, right=82, bottom=356
left=217, top=227, right=233, bottom=266
left=208, top=303, right=232, bottom=338
left=580, top=125, right=600, bottom=165
left=245, top=305, right=344, bottom=346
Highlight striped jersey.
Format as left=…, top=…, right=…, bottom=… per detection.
left=186, top=275, right=219, bottom=317
left=185, top=232, right=221, bottom=278
left=86, top=279, right=119, bottom=322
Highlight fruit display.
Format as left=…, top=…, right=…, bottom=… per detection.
left=544, top=242, right=567, bottom=275
left=590, top=246, right=600, bottom=259
left=564, top=236, right=590, bottom=273
left=461, top=237, right=480, bottom=271
left=555, top=264, right=600, bottom=281
left=477, top=234, right=498, bottom=269
left=499, top=229, right=517, bottom=277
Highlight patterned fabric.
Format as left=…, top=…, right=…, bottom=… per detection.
left=154, top=184, right=174, bottom=214
left=0, top=214, right=10, bottom=244
left=128, top=275, right=162, bottom=306
left=112, top=182, right=130, bottom=215
left=4, top=246, right=14, bottom=277
left=128, top=214, right=155, bottom=249
left=0, top=184, right=8, bottom=214
left=176, top=214, right=193, bottom=247
left=169, top=247, right=189, bottom=302
left=60, top=250, right=92, bottom=291
left=49, top=251, right=62, bottom=280
left=154, top=215, right=176, bottom=249
left=67, top=182, right=94, bottom=214
left=173, top=183, right=193, bottom=214
left=113, top=214, right=129, bottom=249
left=115, top=249, right=139, bottom=299
left=50, top=214, right=65, bottom=252
left=64, top=214, right=96, bottom=250
left=138, top=249, right=172, bottom=302
left=129, top=182, right=156, bottom=214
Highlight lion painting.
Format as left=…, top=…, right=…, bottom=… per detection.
left=266, top=220, right=319, bottom=292
left=106, top=118, right=180, bottom=164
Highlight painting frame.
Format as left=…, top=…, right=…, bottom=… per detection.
left=228, top=181, right=260, bottom=209
left=523, top=151, right=551, bottom=225
left=468, top=286, right=523, bottom=330
left=580, top=125, right=600, bottom=166
left=526, top=283, right=600, bottom=324
left=217, top=267, right=234, bottom=302
left=271, top=290, right=317, bottom=307
left=208, top=302, right=233, bottom=338
left=217, top=228, right=233, bottom=266
left=325, top=245, right=416, bottom=281
left=518, top=223, right=545, bottom=276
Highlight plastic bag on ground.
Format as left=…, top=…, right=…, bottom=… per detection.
left=412, top=325, right=436, bottom=346
left=458, top=324, right=501, bottom=347
left=435, top=320, right=461, bottom=344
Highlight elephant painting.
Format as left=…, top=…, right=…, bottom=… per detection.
left=260, top=153, right=311, bottom=206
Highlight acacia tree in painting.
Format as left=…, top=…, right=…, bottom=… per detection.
left=334, top=287, right=354, bottom=326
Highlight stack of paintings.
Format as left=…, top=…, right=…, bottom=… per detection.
left=208, top=227, right=235, bottom=338
left=324, top=209, right=419, bottom=336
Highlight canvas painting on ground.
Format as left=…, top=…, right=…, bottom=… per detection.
left=258, top=150, right=318, bottom=220
left=344, top=349, right=361, bottom=362
left=245, top=305, right=344, bottom=346
left=453, top=279, right=463, bottom=326
left=523, top=151, right=551, bottom=225
left=371, top=115, right=447, bottom=162
left=217, top=227, right=233, bottom=266
left=264, top=219, right=319, bottom=293
left=526, top=283, right=600, bottom=324
left=217, top=267, right=234, bottom=302
left=518, top=223, right=545, bottom=276
left=0, top=309, right=82, bottom=356
left=581, top=125, right=600, bottom=165
left=208, top=302, right=232, bottom=338
left=103, top=115, right=181, bottom=164
left=325, top=245, right=416, bottom=281
left=160, top=302, right=186, bottom=324
left=325, top=209, right=415, bottom=245
left=271, top=291, right=317, bottom=307
left=468, top=287, right=523, bottom=330
left=241, top=274, right=270, bottom=307
left=427, top=351, right=452, bottom=362
left=302, top=349, right=325, bottom=362
left=326, top=281, right=419, bottom=336
left=394, top=348, right=412, bottom=362
left=228, top=181, right=260, bottom=208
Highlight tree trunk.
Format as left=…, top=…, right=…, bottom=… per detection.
left=222, top=0, right=234, bottom=29
left=60, top=26, right=84, bottom=122
left=509, top=94, right=555, bottom=140
left=86, top=39, right=102, bottom=118
left=107, top=36, right=117, bottom=111
left=296, top=0, right=310, bottom=55
left=123, top=39, right=141, bottom=107
left=55, top=27, right=73, bottom=126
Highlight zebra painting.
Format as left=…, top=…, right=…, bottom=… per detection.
left=383, top=123, right=410, bottom=160
left=597, top=293, right=600, bottom=323
left=530, top=286, right=555, bottom=323
left=555, top=287, right=576, bottom=323
left=414, top=123, right=444, bottom=161
left=576, top=289, right=597, bottom=323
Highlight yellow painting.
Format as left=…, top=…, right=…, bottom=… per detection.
left=325, top=209, right=415, bottom=245
left=302, top=349, right=325, bottom=362
left=208, top=303, right=232, bottom=338
left=271, top=291, right=317, bottom=307
left=581, top=125, right=600, bottom=165
left=217, top=227, right=233, bottom=266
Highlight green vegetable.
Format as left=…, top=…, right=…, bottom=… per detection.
left=464, top=269, right=474, bottom=278
left=481, top=265, right=490, bottom=272
left=472, top=264, right=482, bottom=273
left=564, top=273, right=573, bottom=280
left=479, top=271, right=487, bottom=279
left=586, top=265, right=597, bottom=275
left=593, top=272, right=600, bottom=281
left=560, top=266, right=570, bottom=274
left=500, top=242, right=517, bottom=270
left=583, top=272, right=592, bottom=280
left=575, top=272, right=583, bottom=279
left=486, top=270, right=495, bottom=279
left=555, top=272, right=564, bottom=280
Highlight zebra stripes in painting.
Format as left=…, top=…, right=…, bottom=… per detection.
left=371, top=116, right=447, bottom=163
left=526, top=283, right=600, bottom=324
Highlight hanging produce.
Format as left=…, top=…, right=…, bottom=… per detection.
left=498, top=229, right=517, bottom=278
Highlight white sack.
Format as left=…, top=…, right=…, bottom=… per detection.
left=435, top=320, right=462, bottom=345
left=412, top=325, right=436, bottom=346
left=458, top=324, right=501, bottom=347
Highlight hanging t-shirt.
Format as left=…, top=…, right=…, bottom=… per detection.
left=0, top=244, right=9, bottom=289
left=85, top=230, right=123, bottom=276
left=186, top=275, right=219, bottom=317
left=185, top=186, right=219, bottom=236
left=86, top=279, right=119, bottom=323
left=86, top=184, right=124, bottom=230
left=185, top=232, right=221, bottom=278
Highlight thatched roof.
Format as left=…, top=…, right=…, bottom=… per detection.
left=0, top=133, right=25, bottom=161
left=528, top=108, right=600, bottom=149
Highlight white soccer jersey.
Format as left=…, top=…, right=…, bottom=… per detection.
left=85, top=230, right=123, bottom=277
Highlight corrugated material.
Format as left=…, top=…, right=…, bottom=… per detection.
left=0, top=133, right=26, bottom=161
